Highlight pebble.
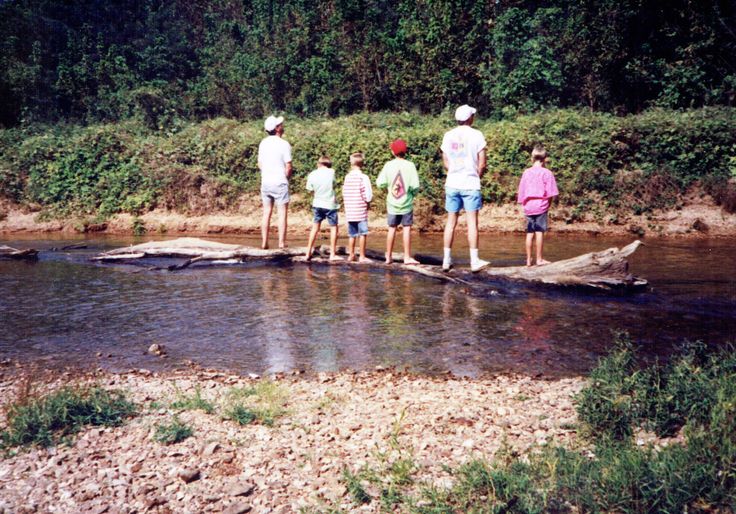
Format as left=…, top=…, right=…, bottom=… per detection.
left=229, top=482, right=255, bottom=497
left=223, top=503, right=252, bottom=514
left=176, top=467, right=201, bottom=483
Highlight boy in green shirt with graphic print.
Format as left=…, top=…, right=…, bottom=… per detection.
left=376, top=139, right=421, bottom=265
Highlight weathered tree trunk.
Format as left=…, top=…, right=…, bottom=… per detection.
left=0, top=245, right=39, bottom=260
left=92, top=237, right=647, bottom=291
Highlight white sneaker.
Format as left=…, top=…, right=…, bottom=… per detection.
left=442, top=259, right=452, bottom=271
left=471, top=259, right=490, bottom=273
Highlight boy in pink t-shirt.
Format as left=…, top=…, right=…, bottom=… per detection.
left=517, top=146, right=559, bottom=266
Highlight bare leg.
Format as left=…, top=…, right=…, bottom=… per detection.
left=535, top=232, right=550, bottom=265
left=277, top=202, right=288, bottom=249
left=348, top=237, right=356, bottom=261
left=466, top=210, right=489, bottom=271
left=443, top=212, right=458, bottom=249
left=386, top=226, right=397, bottom=263
left=525, top=232, right=534, bottom=266
left=305, top=221, right=321, bottom=261
left=329, top=226, right=341, bottom=260
left=443, top=212, right=458, bottom=270
left=466, top=210, right=479, bottom=250
left=402, top=226, right=419, bottom=264
left=358, top=235, right=369, bottom=262
left=261, top=200, right=274, bottom=249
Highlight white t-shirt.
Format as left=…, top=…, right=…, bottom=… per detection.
left=440, top=125, right=487, bottom=190
left=258, top=135, right=292, bottom=188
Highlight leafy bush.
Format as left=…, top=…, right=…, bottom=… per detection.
left=1, top=108, right=734, bottom=221
left=1, top=386, right=135, bottom=448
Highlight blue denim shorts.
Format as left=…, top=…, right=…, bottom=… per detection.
left=347, top=220, right=369, bottom=238
left=445, top=188, right=482, bottom=213
left=387, top=211, right=413, bottom=227
left=525, top=211, right=549, bottom=233
left=313, top=207, right=338, bottom=226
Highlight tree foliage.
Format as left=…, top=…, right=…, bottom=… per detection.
left=1, top=0, right=735, bottom=127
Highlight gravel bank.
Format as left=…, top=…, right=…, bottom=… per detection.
left=0, top=365, right=584, bottom=513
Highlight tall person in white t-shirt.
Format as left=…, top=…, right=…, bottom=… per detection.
left=440, top=105, right=490, bottom=272
left=258, top=115, right=293, bottom=249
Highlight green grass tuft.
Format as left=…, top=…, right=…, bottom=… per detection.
left=153, top=416, right=193, bottom=444
left=171, top=386, right=215, bottom=414
left=223, top=381, right=288, bottom=427
left=0, top=386, right=135, bottom=449
left=342, top=468, right=371, bottom=505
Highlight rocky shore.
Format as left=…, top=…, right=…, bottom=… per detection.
left=0, top=364, right=584, bottom=513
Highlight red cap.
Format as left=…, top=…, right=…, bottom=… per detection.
left=390, top=139, right=407, bottom=155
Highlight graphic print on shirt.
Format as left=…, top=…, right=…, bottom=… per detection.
left=391, top=172, right=406, bottom=199
left=448, top=140, right=469, bottom=172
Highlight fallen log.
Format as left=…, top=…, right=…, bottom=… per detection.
left=484, top=240, right=646, bottom=290
left=0, top=245, right=39, bottom=260
left=92, top=237, right=647, bottom=291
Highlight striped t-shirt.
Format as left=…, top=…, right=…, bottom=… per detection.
left=342, top=168, right=373, bottom=222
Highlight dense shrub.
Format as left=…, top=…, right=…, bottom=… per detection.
left=1, top=108, right=734, bottom=220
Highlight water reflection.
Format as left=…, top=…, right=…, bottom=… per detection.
left=1, top=234, right=735, bottom=378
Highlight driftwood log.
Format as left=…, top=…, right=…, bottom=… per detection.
left=0, top=245, right=39, bottom=260
left=93, top=237, right=647, bottom=291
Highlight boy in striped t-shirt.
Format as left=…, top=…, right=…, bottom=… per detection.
left=342, top=152, right=373, bottom=262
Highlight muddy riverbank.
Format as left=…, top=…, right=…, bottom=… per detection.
left=2, top=196, right=735, bottom=238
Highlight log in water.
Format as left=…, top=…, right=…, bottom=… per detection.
left=92, top=237, right=647, bottom=291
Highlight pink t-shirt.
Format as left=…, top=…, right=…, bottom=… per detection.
left=517, top=164, right=559, bottom=216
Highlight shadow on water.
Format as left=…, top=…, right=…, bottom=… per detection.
left=1, top=233, right=735, bottom=378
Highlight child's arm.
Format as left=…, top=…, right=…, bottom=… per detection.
left=363, top=175, right=373, bottom=203
left=376, top=167, right=388, bottom=189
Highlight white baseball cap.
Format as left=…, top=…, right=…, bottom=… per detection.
left=264, top=115, right=284, bottom=132
left=454, top=104, right=477, bottom=122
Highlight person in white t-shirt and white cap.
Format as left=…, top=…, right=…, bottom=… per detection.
left=439, top=104, right=490, bottom=272
left=258, top=115, right=293, bottom=249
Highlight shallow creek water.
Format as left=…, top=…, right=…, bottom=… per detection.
left=1, top=233, right=734, bottom=378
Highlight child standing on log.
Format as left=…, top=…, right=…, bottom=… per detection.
left=342, top=152, right=373, bottom=262
left=517, top=145, right=559, bottom=266
left=376, top=139, right=421, bottom=265
left=305, top=156, right=342, bottom=261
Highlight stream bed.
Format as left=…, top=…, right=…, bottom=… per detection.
left=1, top=233, right=734, bottom=378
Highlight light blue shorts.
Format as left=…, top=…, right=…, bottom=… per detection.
left=347, top=220, right=369, bottom=238
left=261, top=183, right=290, bottom=206
left=445, top=188, right=482, bottom=213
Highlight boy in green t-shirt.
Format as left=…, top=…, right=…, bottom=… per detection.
left=305, top=155, right=342, bottom=261
left=376, top=139, right=421, bottom=265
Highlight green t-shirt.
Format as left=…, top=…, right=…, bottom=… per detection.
left=375, top=158, right=420, bottom=215
left=306, top=167, right=339, bottom=210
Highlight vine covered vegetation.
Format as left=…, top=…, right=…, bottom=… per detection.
left=1, top=109, right=735, bottom=222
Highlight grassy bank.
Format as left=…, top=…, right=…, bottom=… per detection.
left=332, top=337, right=736, bottom=512
left=1, top=109, right=735, bottom=228
left=1, top=336, right=734, bottom=511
